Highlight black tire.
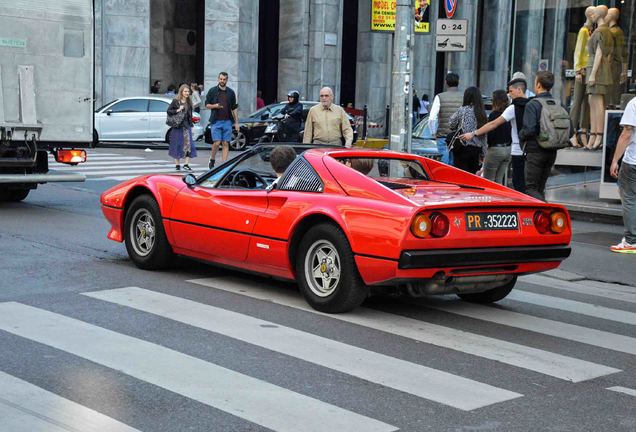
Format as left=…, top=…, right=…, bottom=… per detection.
left=296, top=223, right=368, bottom=313
left=124, top=195, right=173, bottom=270
left=457, top=276, right=517, bottom=304
left=165, top=128, right=172, bottom=143
left=93, top=129, right=99, bottom=145
left=0, top=188, right=29, bottom=202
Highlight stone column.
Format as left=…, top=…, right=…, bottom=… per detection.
left=478, top=0, right=512, bottom=96
left=278, top=0, right=343, bottom=103
left=355, top=0, right=392, bottom=133
left=99, top=0, right=150, bottom=104
left=278, top=1, right=310, bottom=101
left=412, top=0, right=438, bottom=106
left=204, top=0, right=258, bottom=117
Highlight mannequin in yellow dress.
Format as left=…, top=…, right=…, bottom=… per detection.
left=586, top=5, right=614, bottom=150
left=569, top=6, right=595, bottom=148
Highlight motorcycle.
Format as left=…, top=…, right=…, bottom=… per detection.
left=257, top=114, right=300, bottom=144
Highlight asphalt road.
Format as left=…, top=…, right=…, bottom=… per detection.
left=0, top=147, right=634, bottom=432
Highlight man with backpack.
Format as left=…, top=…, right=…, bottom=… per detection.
left=518, top=71, right=571, bottom=201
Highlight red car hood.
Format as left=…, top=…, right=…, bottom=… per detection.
left=391, top=181, right=523, bottom=207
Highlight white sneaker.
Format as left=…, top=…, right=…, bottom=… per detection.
left=610, top=238, right=636, bottom=254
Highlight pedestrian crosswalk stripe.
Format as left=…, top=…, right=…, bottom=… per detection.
left=0, top=371, right=140, bottom=432
left=607, top=386, right=636, bottom=398
left=106, top=173, right=206, bottom=181
left=0, top=302, right=397, bottom=432
left=84, top=287, right=523, bottom=410
left=53, top=164, right=204, bottom=172
left=507, top=290, right=636, bottom=325
left=51, top=160, right=171, bottom=168
left=54, top=156, right=146, bottom=162
left=58, top=167, right=191, bottom=176
left=520, top=274, right=636, bottom=304
left=427, top=301, right=636, bottom=356
left=186, top=278, right=620, bottom=382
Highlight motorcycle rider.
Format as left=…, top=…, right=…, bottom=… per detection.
left=278, top=90, right=303, bottom=142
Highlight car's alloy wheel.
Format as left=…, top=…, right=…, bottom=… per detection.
left=304, top=239, right=341, bottom=298
left=457, top=276, right=517, bottom=303
left=230, top=131, right=247, bottom=150
left=296, top=223, right=368, bottom=313
left=124, top=195, right=173, bottom=270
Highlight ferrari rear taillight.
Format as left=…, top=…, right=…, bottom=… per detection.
left=430, top=213, right=450, bottom=237
left=550, top=211, right=567, bottom=233
left=534, top=211, right=551, bottom=234
left=192, top=114, right=200, bottom=124
left=535, top=210, right=568, bottom=234
left=411, top=212, right=449, bottom=238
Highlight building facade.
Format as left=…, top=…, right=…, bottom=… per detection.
left=94, top=0, right=636, bottom=130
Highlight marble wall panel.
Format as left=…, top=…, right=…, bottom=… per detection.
left=103, top=47, right=149, bottom=77
left=204, top=0, right=239, bottom=22
left=103, top=0, right=149, bottom=16
left=103, top=76, right=147, bottom=102
left=237, top=80, right=255, bottom=114
left=104, top=16, right=149, bottom=47
left=204, top=20, right=240, bottom=52
left=205, top=53, right=239, bottom=79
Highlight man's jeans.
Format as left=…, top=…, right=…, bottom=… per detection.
left=525, top=150, right=557, bottom=201
left=436, top=138, right=453, bottom=165
left=618, top=162, right=636, bottom=244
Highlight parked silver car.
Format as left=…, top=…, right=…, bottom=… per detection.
left=94, top=96, right=204, bottom=143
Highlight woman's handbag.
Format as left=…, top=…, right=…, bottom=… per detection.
left=446, top=114, right=465, bottom=152
left=166, top=108, right=186, bottom=128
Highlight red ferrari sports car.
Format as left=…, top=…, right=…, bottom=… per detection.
left=101, top=144, right=571, bottom=313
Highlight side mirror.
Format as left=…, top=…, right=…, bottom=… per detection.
left=105, top=109, right=112, bottom=116
left=261, top=113, right=269, bottom=120
left=182, top=173, right=197, bottom=187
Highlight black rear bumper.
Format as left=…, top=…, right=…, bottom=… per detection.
left=399, top=245, right=571, bottom=269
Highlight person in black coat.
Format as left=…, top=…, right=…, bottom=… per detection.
left=279, top=90, right=303, bottom=142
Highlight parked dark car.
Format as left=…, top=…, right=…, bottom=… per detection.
left=205, top=101, right=357, bottom=150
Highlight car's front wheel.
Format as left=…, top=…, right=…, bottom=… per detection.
left=457, top=276, right=517, bottom=303
left=296, top=223, right=368, bottom=313
left=230, top=130, right=247, bottom=150
left=124, top=195, right=173, bottom=270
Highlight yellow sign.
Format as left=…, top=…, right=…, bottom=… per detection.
left=371, top=0, right=430, bottom=33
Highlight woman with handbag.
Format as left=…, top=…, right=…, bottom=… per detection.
left=167, top=84, right=197, bottom=171
left=449, top=86, right=487, bottom=174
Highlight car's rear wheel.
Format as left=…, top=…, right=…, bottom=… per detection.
left=296, top=223, right=368, bottom=313
left=165, top=128, right=172, bottom=143
left=124, top=195, right=173, bottom=270
left=230, top=130, right=247, bottom=150
left=0, top=188, right=30, bottom=202
left=457, top=276, right=517, bottom=304
left=93, top=129, right=99, bottom=145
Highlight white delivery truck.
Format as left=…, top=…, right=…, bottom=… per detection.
left=0, top=0, right=93, bottom=201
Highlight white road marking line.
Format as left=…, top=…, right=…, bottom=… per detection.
left=105, top=173, right=206, bottom=181
left=426, top=301, right=636, bottom=356
left=0, top=371, right=140, bottom=432
left=185, top=278, right=619, bottom=382
left=520, top=274, right=636, bottom=304
left=0, top=302, right=397, bottom=432
left=607, top=386, right=636, bottom=398
left=48, top=153, right=121, bottom=158
left=67, top=167, right=187, bottom=176
left=507, top=290, right=636, bottom=326
left=55, top=156, right=145, bottom=161
left=50, top=160, right=172, bottom=167
left=53, top=164, right=204, bottom=172
left=84, top=287, right=523, bottom=410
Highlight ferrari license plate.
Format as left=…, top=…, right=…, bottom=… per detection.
left=465, top=212, right=518, bottom=231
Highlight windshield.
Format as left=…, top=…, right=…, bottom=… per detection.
left=337, top=157, right=429, bottom=186
left=412, top=116, right=433, bottom=139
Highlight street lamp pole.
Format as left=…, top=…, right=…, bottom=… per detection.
left=389, top=0, right=414, bottom=153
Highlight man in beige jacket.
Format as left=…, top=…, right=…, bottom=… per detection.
left=303, top=87, right=353, bottom=147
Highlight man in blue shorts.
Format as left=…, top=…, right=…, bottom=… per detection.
left=205, top=72, right=239, bottom=168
